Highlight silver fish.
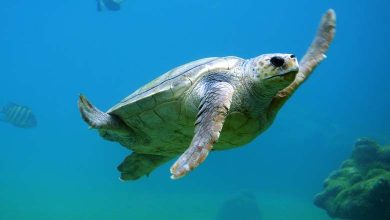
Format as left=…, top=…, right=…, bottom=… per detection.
left=0, top=103, right=37, bottom=128
left=96, top=0, right=124, bottom=11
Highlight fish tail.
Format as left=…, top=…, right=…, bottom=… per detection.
left=0, top=104, right=8, bottom=120
left=0, top=109, right=5, bottom=122
left=1, top=102, right=15, bottom=116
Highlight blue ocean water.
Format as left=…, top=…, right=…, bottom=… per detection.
left=1, top=0, right=389, bottom=219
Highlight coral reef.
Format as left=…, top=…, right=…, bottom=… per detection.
left=314, top=138, right=390, bottom=220
left=215, top=192, right=261, bottom=220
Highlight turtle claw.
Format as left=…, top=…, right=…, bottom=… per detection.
left=170, top=161, right=190, bottom=180
left=170, top=144, right=211, bottom=179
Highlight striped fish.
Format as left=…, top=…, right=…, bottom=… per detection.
left=0, top=103, right=37, bottom=128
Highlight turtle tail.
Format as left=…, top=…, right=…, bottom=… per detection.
left=78, top=94, right=127, bottom=130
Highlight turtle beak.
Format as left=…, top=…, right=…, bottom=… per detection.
left=262, top=54, right=299, bottom=80
left=264, top=67, right=299, bottom=80
left=280, top=67, right=299, bottom=81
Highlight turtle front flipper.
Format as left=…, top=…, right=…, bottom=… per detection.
left=78, top=94, right=127, bottom=130
left=170, top=81, right=235, bottom=179
left=118, top=153, right=173, bottom=181
left=267, top=9, right=336, bottom=118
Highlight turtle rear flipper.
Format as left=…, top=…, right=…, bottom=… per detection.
left=78, top=94, right=127, bottom=130
left=118, top=153, right=172, bottom=181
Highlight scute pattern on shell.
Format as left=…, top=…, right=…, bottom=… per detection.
left=107, top=56, right=243, bottom=125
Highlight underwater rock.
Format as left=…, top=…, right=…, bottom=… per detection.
left=314, top=138, right=390, bottom=220
left=215, top=192, right=261, bottom=220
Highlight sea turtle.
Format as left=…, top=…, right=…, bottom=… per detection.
left=78, top=10, right=336, bottom=180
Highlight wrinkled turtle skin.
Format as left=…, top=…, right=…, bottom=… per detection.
left=78, top=10, right=336, bottom=180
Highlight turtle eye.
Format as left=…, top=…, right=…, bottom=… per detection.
left=270, top=56, right=285, bottom=67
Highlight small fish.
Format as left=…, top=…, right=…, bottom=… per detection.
left=0, top=103, right=37, bottom=128
left=96, top=0, right=123, bottom=11
left=96, top=0, right=103, bottom=11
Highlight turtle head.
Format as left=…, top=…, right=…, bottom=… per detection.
left=248, top=53, right=299, bottom=89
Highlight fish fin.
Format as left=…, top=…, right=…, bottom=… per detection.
left=3, top=102, right=31, bottom=113
left=3, top=102, right=18, bottom=110
left=1, top=103, right=11, bottom=114
left=104, top=0, right=121, bottom=11
left=96, top=0, right=103, bottom=11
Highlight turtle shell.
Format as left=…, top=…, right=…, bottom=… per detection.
left=107, top=56, right=243, bottom=124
